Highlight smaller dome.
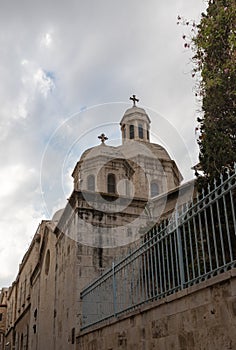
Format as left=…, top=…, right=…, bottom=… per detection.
left=52, top=208, right=64, bottom=222
left=120, top=106, right=151, bottom=125
left=124, top=106, right=147, bottom=116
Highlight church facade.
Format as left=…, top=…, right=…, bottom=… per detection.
left=0, top=98, right=194, bottom=350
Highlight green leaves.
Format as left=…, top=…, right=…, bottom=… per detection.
left=178, top=0, right=236, bottom=180
left=193, top=0, right=236, bottom=180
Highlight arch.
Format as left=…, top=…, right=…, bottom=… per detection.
left=20, top=333, right=24, bottom=350
left=26, top=324, right=29, bottom=350
left=34, top=308, right=38, bottom=319
left=13, top=329, right=16, bottom=346
left=129, top=125, right=134, bottom=139
left=121, top=125, right=126, bottom=140
left=138, top=124, right=143, bottom=139
left=45, top=250, right=50, bottom=275
left=107, top=173, right=116, bottom=194
left=87, top=174, right=95, bottom=191
left=125, top=179, right=130, bottom=196
left=151, top=182, right=159, bottom=197
left=0, top=331, right=5, bottom=348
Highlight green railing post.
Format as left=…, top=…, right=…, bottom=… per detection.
left=176, top=212, right=185, bottom=289
left=112, top=261, right=117, bottom=317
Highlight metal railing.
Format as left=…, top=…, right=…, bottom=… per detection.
left=80, top=167, right=236, bottom=330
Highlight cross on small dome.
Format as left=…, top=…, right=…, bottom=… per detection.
left=129, top=95, right=139, bottom=107
left=98, top=133, right=108, bottom=144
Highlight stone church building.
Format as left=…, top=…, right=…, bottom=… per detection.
left=0, top=97, right=194, bottom=350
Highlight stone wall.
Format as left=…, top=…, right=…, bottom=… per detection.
left=0, top=304, right=7, bottom=350
left=77, top=269, right=236, bottom=350
left=2, top=182, right=195, bottom=350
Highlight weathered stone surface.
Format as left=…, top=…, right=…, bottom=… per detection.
left=77, top=270, right=236, bottom=350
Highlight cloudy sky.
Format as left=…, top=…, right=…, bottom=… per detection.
left=0, top=0, right=206, bottom=287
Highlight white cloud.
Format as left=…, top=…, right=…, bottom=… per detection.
left=33, top=68, right=55, bottom=97
left=21, top=60, right=55, bottom=99
left=0, top=205, right=45, bottom=287
left=0, top=164, right=28, bottom=197
left=41, top=32, right=53, bottom=47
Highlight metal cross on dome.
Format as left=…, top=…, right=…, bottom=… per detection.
left=130, top=94, right=139, bottom=107
left=98, top=133, right=108, bottom=144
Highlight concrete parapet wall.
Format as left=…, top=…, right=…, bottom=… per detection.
left=77, top=269, right=236, bottom=350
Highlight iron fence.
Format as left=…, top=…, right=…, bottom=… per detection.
left=80, top=168, right=236, bottom=330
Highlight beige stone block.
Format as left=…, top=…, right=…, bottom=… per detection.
left=226, top=296, right=236, bottom=325
left=150, top=317, right=168, bottom=339
left=152, top=336, right=166, bottom=350
left=166, top=313, right=179, bottom=334
left=178, top=331, right=195, bottom=350
left=166, top=297, right=189, bottom=316
left=132, top=328, right=143, bottom=347
left=180, top=309, right=197, bottom=332
left=193, top=304, right=219, bottom=329
left=187, top=287, right=211, bottom=309
left=230, top=276, right=236, bottom=296
left=81, top=255, right=94, bottom=267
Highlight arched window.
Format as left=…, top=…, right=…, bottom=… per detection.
left=122, top=125, right=126, bottom=139
left=45, top=250, right=50, bottom=275
left=20, top=334, right=24, bottom=350
left=151, top=182, right=159, bottom=197
left=107, top=173, right=116, bottom=194
left=125, top=180, right=130, bottom=196
left=87, top=175, right=95, bottom=191
left=147, top=129, right=150, bottom=141
left=129, top=125, right=134, bottom=139
left=138, top=124, right=143, bottom=139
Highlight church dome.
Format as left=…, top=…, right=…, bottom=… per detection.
left=71, top=96, right=183, bottom=196
left=142, top=142, right=172, bottom=161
